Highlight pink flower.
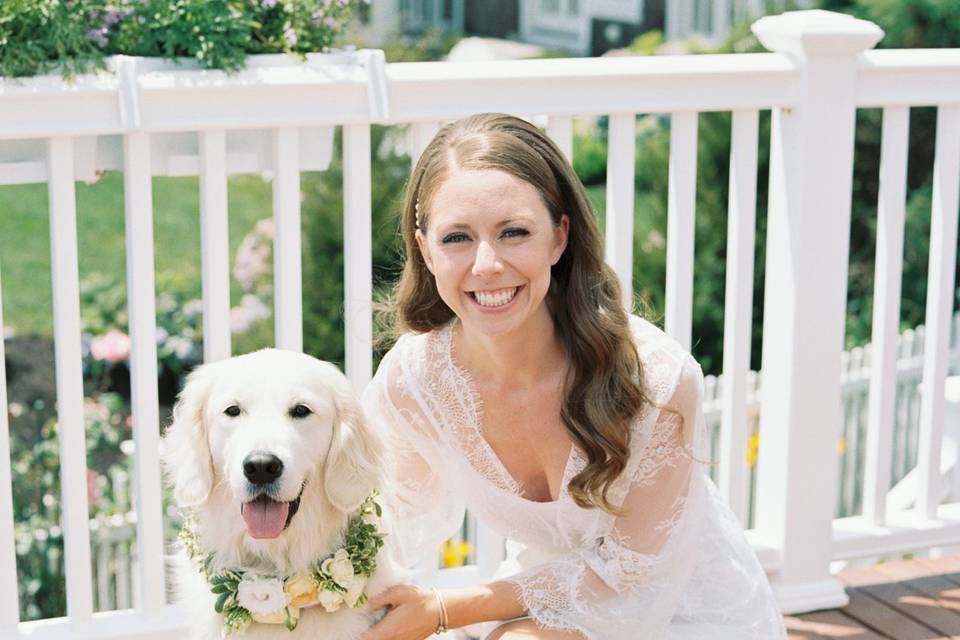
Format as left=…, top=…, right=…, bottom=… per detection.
left=90, top=330, right=131, bottom=363
left=87, top=470, right=101, bottom=507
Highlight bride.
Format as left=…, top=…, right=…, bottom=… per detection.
left=359, top=113, right=786, bottom=640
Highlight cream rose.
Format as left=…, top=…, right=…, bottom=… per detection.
left=343, top=573, right=368, bottom=608
left=321, top=549, right=355, bottom=587
left=284, top=574, right=320, bottom=608
left=317, top=588, right=344, bottom=613
left=252, top=605, right=299, bottom=625
left=237, top=574, right=289, bottom=616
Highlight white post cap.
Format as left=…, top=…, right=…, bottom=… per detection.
left=752, top=10, right=884, bottom=58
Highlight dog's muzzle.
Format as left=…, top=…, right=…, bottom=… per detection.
left=239, top=452, right=304, bottom=539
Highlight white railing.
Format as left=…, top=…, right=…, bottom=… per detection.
left=2, top=8, right=960, bottom=637
left=23, top=311, right=959, bottom=613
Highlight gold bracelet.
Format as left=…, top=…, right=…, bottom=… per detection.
left=431, top=587, right=449, bottom=634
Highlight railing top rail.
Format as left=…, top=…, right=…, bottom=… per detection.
left=0, top=51, right=800, bottom=140
left=857, top=49, right=960, bottom=107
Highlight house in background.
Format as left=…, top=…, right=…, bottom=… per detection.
left=368, top=0, right=814, bottom=56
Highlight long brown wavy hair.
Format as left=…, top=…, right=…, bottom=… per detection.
left=392, top=113, right=649, bottom=515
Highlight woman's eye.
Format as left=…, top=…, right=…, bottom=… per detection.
left=224, top=405, right=241, bottom=418
left=502, top=227, right=529, bottom=239
left=289, top=404, right=312, bottom=419
left=441, top=232, right=469, bottom=244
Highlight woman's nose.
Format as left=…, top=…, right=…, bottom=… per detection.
left=472, top=241, right=502, bottom=277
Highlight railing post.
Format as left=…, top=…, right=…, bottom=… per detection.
left=750, top=10, right=882, bottom=613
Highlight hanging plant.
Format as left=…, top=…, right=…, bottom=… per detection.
left=0, top=0, right=367, bottom=79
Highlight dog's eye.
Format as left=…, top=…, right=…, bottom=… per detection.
left=289, top=404, right=312, bottom=419
left=224, top=405, right=241, bottom=418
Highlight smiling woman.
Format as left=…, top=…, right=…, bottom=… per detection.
left=361, top=113, right=787, bottom=640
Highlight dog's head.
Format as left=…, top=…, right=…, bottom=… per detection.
left=162, top=348, right=383, bottom=541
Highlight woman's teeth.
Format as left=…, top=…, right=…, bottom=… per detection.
left=473, top=287, right=518, bottom=308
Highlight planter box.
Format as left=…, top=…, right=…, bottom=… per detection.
left=0, top=51, right=388, bottom=185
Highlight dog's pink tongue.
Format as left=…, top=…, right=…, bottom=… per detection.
left=241, top=498, right=289, bottom=539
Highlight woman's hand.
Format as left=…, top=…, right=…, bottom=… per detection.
left=359, top=584, right=442, bottom=640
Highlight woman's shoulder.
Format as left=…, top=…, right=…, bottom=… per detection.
left=374, top=323, right=451, bottom=385
left=626, top=314, right=700, bottom=408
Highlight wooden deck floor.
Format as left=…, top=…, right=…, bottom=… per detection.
left=786, top=556, right=960, bottom=639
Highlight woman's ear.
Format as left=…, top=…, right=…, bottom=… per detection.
left=322, top=365, right=386, bottom=513
left=162, top=365, right=215, bottom=507
left=552, top=214, right=570, bottom=265
left=415, top=228, right=435, bottom=274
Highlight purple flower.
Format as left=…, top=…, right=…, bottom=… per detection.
left=103, top=7, right=127, bottom=27
left=337, top=0, right=349, bottom=7
left=284, top=27, right=298, bottom=46
left=323, top=16, right=337, bottom=28
left=311, top=9, right=324, bottom=25
left=262, top=0, right=278, bottom=7
left=85, top=27, right=109, bottom=48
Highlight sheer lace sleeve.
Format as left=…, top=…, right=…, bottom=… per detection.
left=505, top=348, right=708, bottom=640
left=362, top=336, right=466, bottom=568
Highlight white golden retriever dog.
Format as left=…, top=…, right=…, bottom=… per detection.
left=162, top=348, right=402, bottom=640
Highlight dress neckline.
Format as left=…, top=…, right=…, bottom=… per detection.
left=437, top=320, right=582, bottom=506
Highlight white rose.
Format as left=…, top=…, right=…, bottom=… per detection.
left=317, top=588, right=344, bottom=613
left=237, top=574, right=289, bottom=616
left=343, top=573, right=368, bottom=608
left=322, top=549, right=355, bottom=588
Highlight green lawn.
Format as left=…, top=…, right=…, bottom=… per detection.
left=0, top=175, right=667, bottom=341
left=0, top=172, right=274, bottom=336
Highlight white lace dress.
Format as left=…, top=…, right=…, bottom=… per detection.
left=362, top=315, right=786, bottom=639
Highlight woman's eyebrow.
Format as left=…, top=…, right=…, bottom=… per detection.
left=438, top=215, right=536, bottom=232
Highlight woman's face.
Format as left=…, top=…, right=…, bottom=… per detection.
left=416, top=168, right=568, bottom=339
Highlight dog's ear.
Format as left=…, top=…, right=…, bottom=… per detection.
left=323, top=366, right=385, bottom=513
left=162, top=364, right=216, bottom=507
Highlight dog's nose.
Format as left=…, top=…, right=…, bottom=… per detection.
left=242, top=452, right=284, bottom=485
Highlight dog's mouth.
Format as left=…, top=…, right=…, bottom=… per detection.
left=240, top=485, right=304, bottom=540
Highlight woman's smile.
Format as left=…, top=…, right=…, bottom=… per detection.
left=468, top=285, right=523, bottom=310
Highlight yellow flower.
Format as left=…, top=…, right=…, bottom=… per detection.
left=284, top=574, right=320, bottom=608
left=441, top=539, right=472, bottom=568
left=745, top=434, right=760, bottom=467
left=252, top=605, right=299, bottom=625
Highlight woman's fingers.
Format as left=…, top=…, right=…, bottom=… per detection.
left=364, top=584, right=407, bottom=613
left=358, top=615, right=392, bottom=640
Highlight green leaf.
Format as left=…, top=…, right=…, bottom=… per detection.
left=214, top=590, right=231, bottom=614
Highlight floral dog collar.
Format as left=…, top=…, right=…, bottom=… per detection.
left=179, top=491, right=384, bottom=636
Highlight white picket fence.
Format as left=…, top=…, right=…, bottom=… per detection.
left=2, top=8, right=960, bottom=637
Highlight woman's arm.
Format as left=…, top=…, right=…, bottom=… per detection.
left=360, top=581, right=525, bottom=640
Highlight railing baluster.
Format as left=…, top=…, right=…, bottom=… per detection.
left=0, top=270, right=20, bottom=631
left=96, top=530, right=110, bottom=610
left=719, top=109, right=758, bottom=526
left=411, top=121, right=440, bottom=165
left=605, top=113, right=636, bottom=310
left=199, top=130, right=232, bottom=362
left=916, top=105, right=960, bottom=519
left=665, top=111, right=699, bottom=351
left=547, top=115, right=574, bottom=163
left=123, top=131, right=167, bottom=616
left=863, top=106, right=910, bottom=525
left=48, top=135, right=94, bottom=623
left=272, top=127, right=303, bottom=352
left=343, top=124, right=373, bottom=390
